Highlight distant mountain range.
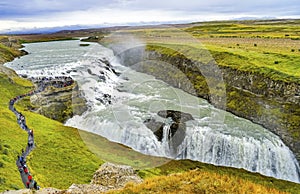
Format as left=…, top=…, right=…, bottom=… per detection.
left=1, top=16, right=284, bottom=35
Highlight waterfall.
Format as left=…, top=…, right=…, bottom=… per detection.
left=5, top=40, right=300, bottom=184
left=175, top=124, right=300, bottom=183
left=161, top=117, right=174, bottom=156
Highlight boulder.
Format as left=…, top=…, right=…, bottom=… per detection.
left=157, top=110, right=194, bottom=123
left=144, top=110, right=192, bottom=156
left=143, top=118, right=164, bottom=141
left=91, top=162, right=143, bottom=189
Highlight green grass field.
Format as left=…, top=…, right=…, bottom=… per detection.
left=103, top=19, right=300, bottom=84
left=184, top=19, right=300, bottom=39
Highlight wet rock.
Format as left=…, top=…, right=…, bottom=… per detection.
left=87, top=69, right=97, bottom=76
left=144, top=118, right=164, bottom=141
left=111, top=68, right=121, bottom=76
left=144, top=110, right=191, bottom=156
left=98, top=75, right=106, bottom=81
left=157, top=110, right=194, bottom=123
left=99, top=58, right=111, bottom=67
left=144, top=110, right=192, bottom=142
left=66, top=70, right=77, bottom=74
left=20, top=49, right=29, bottom=56
left=96, top=93, right=112, bottom=105
left=79, top=43, right=90, bottom=47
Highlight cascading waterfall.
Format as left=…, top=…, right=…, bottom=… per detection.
left=4, top=40, right=300, bottom=183
left=176, top=122, right=300, bottom=182
left=161, top=117, right=173, bottom=155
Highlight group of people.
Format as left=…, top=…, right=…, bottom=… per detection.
left=16, top=152, right=39, bottom=190
left=9, top=75, right=76, bottom=190
left=9, top=86, right=40, bottom=190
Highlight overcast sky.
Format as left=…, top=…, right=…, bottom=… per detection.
left=0, top=0, right=299, bottom=33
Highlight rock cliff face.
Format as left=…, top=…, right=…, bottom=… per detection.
left=30, top=82, right=87, bottom=123
left=144, top=110, right=194, bottom=157
left=115, top=46, right=300, bottom=163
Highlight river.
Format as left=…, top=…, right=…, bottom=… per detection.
left=4, top=40, right=300, bottom=183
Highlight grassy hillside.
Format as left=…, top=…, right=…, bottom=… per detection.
left=0, top=37, right=22, bottom=64
left=113, top=169, right=289, bottom=194
left=134, top=160, right=300, bottom=194
left=184, top=20, right=300, bottom=84
left=0, top=37, right=103, bottom=190
left=0, top=67, right=102, bottom=190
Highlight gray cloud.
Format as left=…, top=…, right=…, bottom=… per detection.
left=117, top=0, right=300, bottom=15
left=0, top=0, right=114, bottom=18
left=0, top=0, right=299, bottom=32
left=1, top=0, right=299, bottom=18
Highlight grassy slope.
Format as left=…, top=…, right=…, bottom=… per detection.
left=185, top=20, right=300, bottom=83
left=0, top=68, right=102, bottom=190
left=0, top=38, right=103, bottom=190
left=135, top=160, right=300, bottom=194
left=114, top=170, right=288, bottom=193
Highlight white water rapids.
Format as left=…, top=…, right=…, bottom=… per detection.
left=5, top=40, right=300, bottom=183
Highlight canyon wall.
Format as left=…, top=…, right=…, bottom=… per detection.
left=115, top=46, right=300, bottom=163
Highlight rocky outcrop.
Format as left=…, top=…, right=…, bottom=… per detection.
left=157, top=110, right=194, bottom=123
left=144, top=110, right=194, bottom=156
left=91, top=162, right=143, bottom=187
left=30, top=81, right=87, bottom=123
left=144, top=118, right=164, bottom=141
left=0, top=37, right=26, bottom=65
left=64, top=162, right=143, bottom=193
left=116, top=45, right=300, bottom=163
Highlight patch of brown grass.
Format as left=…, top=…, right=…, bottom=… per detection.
left=110, top=169, right=288, bottom=194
